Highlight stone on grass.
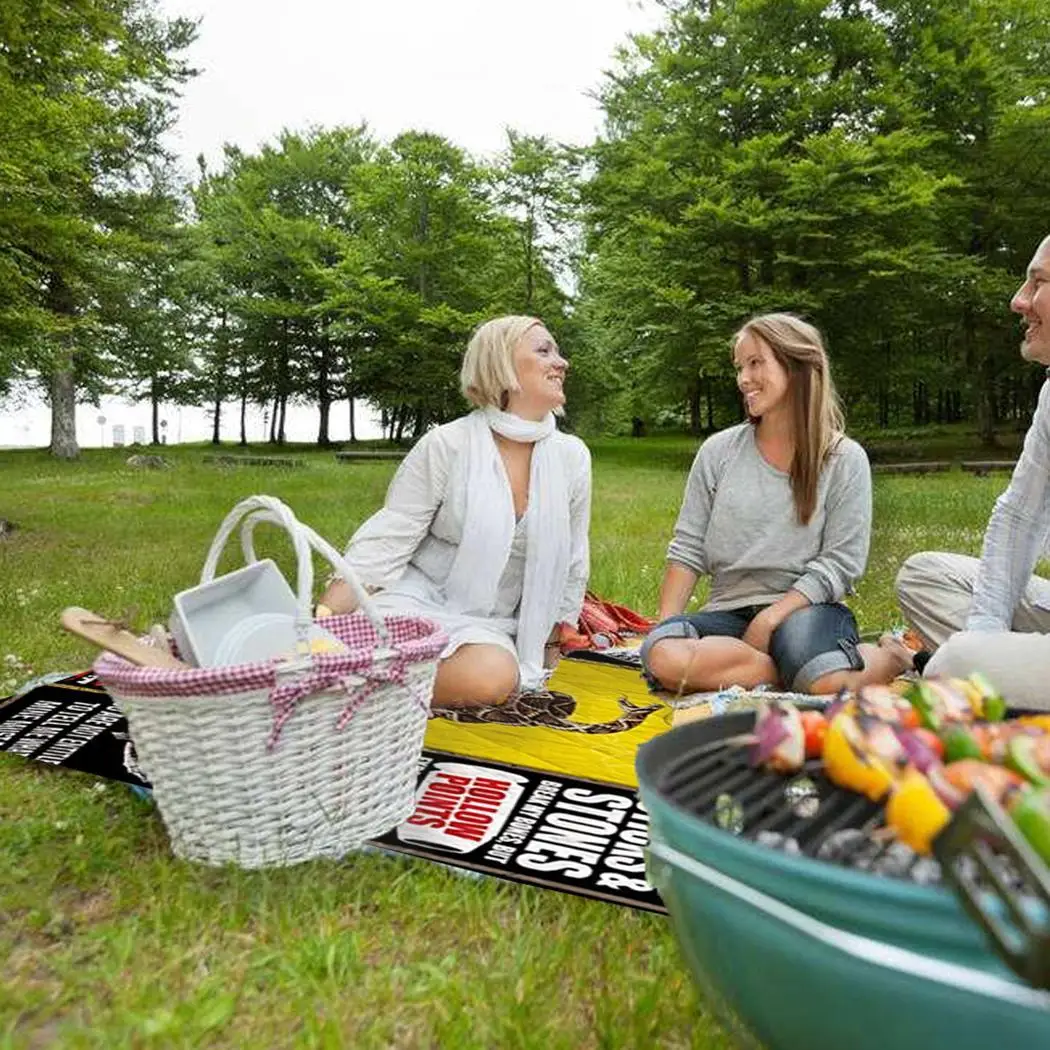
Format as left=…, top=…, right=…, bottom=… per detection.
left=125, top=454, right=171, bottom=470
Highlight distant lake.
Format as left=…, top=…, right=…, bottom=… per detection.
left=0, top=387, right=382, bottom=449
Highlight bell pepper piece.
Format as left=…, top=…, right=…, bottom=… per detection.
left=1016, top=715, right=1050, bottom=734
left=823, top=712, right=897, bottom=802
left=885, top=768, right=952, bottom=855
left=959, top=672, right=1006, bottom=722
left=1006, top=735, right=1050, bottom=788
left=941, top=725, right=985, bottom=764
left=904, top=680, right=942, bottom=730
left=1009, top=788, right=1050, bottom=866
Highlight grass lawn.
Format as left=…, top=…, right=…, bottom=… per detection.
left=0, top=437, right=1009, bottom=1049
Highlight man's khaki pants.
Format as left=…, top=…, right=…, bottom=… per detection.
left=895, top=551, right=1050, bottom=711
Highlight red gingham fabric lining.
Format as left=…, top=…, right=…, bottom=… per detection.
left=94, top=613, right=447, bottom=747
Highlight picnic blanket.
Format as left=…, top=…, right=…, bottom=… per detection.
left=0, top=656, right=814, bottom=912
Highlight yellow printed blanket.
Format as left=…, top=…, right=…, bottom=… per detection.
left=424, top=658, right=673, bottom=788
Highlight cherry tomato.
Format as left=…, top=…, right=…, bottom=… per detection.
left=800, top=710, right=829, bottom=759
left=897, top=705, right=921, bottom=730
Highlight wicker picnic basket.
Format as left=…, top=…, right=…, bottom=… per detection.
left=94, top=496, right=447, bottom=869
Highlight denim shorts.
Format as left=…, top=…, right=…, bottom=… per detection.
left=638, top=602, right=863, bottom=692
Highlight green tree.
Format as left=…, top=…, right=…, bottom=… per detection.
left=491, top=131, right=578, bottom=317
left=579, top=0, right=1050, bottom=437
left=0, top=0, right=197, bottom=457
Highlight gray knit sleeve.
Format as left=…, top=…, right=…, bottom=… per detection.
left=666, top=435, right=727, bottom=575
left=792, top=438, right=872, bottom=605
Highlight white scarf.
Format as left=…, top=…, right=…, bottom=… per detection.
left=444, top=406, right=570, bottom=687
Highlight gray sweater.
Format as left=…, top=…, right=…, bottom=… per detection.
left=667, top=423, right=872, bottom=611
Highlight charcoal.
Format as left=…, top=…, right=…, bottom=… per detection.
left=754, top=830, right=801, bottom=855
left=815, top=829, right=868, bottom=864
left=785, top=776, right=820, bottom=819
left=846, top=837, right=886, bottom=872
left=909, top=858, right=943, bottom=885
left=870, top=841, right=919, bottom=878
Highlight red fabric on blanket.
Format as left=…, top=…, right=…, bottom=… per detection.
left=560, top=591, right=657, bottom=652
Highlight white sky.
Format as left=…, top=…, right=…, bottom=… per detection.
left=161, top=0, right=662, bottom=174
left=1, top=0, right=663, bottom=448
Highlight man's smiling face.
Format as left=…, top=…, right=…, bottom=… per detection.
left=1012, top=235, right=1050, bottom=366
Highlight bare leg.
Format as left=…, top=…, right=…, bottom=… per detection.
left=808, top=634, right=914, bottom=695
left=645, top=636, right=778, bottom=696
left=431, top=643, right=520, bottom=709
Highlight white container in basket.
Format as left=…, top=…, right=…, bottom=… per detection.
left=93, top=495, right=447, bottom=870
left=169, top=557, right=298, bottom=666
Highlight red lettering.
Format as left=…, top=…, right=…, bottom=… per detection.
left=436, top=774, right=472, bottom=787
left=465, top=786, right=508, bottom=805
left=414, top=801, right=455, bottom=822
left=455, top=805, right=499, bottom=824
left=406, top=815, right=445, bottom=829
left=453, top=806, right=493, bottom=823
left=474, top=777, right=512, bottom=791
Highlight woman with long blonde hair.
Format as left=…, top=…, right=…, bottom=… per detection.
left=641, top=312, right=912, bottom=696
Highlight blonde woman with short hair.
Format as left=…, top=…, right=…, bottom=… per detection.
left=319, top=316, right=591, bottom=708
left=641, top=312, right=912, bottom=696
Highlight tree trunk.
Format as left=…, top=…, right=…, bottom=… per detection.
left=276, top=318, right=289, bottom=445
left=47, top=273, right=79, bottom=459
left=317, top=399, right=331, bottom=447
left=151, top=378, right=161, bottom=445
left=212, top=307, right=227, bottom=444
left=316, top=323, right=332, bottom=447
left=348, top=390, right=357, bottom=443
left=239, top=392, right=248, bottom=447
left=49, top=367, right=78, bottom=459
left=687, top=376, right=702, bottom=437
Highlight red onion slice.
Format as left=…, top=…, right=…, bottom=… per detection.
left=751, top=707, right=790, bottom=766
left=893, top=726, right=939, bottom=773
left=927, top=765, right=965, bottom=811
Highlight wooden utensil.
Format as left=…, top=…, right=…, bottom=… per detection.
left=60, top=607, right=190, bottom=670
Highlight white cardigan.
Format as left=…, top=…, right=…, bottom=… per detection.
left=344, top=415, right=592, bottom=653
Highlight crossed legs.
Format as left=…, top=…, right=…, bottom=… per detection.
left=641, top=604, right=912, bottom=696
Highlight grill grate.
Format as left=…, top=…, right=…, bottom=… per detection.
left=654, top=709, right=944, bottom=883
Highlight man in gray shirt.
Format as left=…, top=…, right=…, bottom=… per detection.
left=896, top=234, right=1050, bottom=710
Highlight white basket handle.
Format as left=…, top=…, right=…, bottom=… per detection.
left=199, top=496, right=315, bottom=641
left=238, top=507, right=388, bottom=644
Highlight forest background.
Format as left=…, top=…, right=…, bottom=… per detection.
left=3, top=0, right=1050, bottom=458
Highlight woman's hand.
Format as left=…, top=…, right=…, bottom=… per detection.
left=742, top=590, right=812, bottom=654
left=543, top=623, right=573, bottom=669
left=741, top=608, right=779, bottom=654
left=315, top=577, right=365, bottom=617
